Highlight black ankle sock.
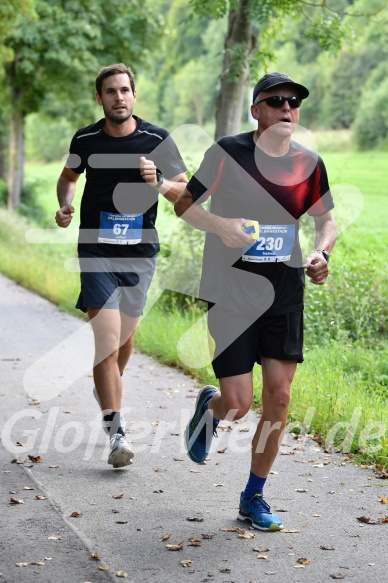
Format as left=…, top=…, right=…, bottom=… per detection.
left=103, top=412, right=125, bottom=436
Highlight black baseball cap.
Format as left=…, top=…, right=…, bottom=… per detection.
left=252, top=72, right=309, bottom=104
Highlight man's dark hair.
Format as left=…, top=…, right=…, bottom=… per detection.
left=95, top=63, right=136, bottom=96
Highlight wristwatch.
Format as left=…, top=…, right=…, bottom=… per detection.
left=316, top=247, right=330, bottom=263
left=154, top=170, right=164, bottom=189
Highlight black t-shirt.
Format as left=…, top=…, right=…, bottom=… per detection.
left=186, top=131, right=334, bottom=315
left=69, top=116, right=186, bottom=258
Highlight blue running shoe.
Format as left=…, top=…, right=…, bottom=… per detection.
left=185, top=385, right=219, bottom=464
left=237, top=492, right=283, bottom=531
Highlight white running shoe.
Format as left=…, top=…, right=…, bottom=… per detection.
left=93, top=387, right=126, bottom=435
left=108, top=434, right=134, bottom=468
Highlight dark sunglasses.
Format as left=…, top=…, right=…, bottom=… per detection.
left=254, top=95, right=302, bottom=109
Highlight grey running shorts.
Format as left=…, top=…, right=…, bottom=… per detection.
left=76, top=253, right=156, bottom=317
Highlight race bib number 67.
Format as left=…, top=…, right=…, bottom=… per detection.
left=98, top=212, right=143, bottom=245
left=242, top=224, right=295, bottom=263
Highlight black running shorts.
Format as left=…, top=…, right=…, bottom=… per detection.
left=207, top=304, right=304, bottom=378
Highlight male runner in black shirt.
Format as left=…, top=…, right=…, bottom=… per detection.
left=175, top=72, right=337, bottom=530
left=56, top=63, right=187, bottom=468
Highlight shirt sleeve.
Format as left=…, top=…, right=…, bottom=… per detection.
left=153, top=133, right=187, bottom=179
left=307, top=156, right=334, bottom=216
left=67, top=133, right=86, bottom=175
left=186, top=142, right=228, bottom=203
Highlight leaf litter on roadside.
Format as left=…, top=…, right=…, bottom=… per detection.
left=165, top=541, right=185, bottom=551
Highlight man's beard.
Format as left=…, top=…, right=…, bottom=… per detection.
left=104, top=106, right=132, bottom=124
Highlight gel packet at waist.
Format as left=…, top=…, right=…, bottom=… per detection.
left=242, top=220, right=260, bottom=240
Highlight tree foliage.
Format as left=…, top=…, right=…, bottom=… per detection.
left=3, top=0, right=163, bottom=207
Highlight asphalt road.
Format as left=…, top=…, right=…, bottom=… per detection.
left=0, top=273, right=387, bottom=583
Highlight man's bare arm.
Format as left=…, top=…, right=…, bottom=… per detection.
left=174, top=187, right=252, bottom=248
left=304, top=210, right=337, bottom=285
left=55, top=166, right=80, bottom=228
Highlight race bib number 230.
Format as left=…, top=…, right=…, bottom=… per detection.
left=242, top=224, right=295, bottom=263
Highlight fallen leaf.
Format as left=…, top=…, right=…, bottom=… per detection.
left=23, top=486, right=34, bottom=490
left=48, top=536, right=62, bottom=540
left=159, top=534, right=171, bottom=542
left=90, top=553, right=102, bottom=560
left=265, top=572, right=277, bottom=576
left=70, top=511, right=82, bottom=517
left=186, top=516, right=204, bottom=522
left=99, top=565, right=110, bottom=571
left=239, top=427, right=250, bottom=432
left=356, top=515, right=380, bottom=525
left=381, top=497, right=388, bottom=504
left=153, top=489, right=164, bottom=493
left=166, top=541, right=185, bottom=551
left=112, top=493, right=125, bottom=499
left=48, top=465, right=60, bottom=468
left=257, top=555, right=268, bottom=560
left=10, top=498, right=24, bottom=504
left=253, top=547, right=270, bottom=552
left=281, top=529, right=300, bottom=533
left=297, top=557, right=311, bottom=565
left=116, top=521, right=128, bottom=524
left=201, top=533, right=215, bottom=539
left=320, top=545, right=335, bottom=551
left=295, top=488, right=308, bottom=493
left=213, top=483, right=224, bottom=487
left=330, top=574, right=345, bottom=580
left=16, top=562, right=44, bottom=567
left=217, top=448, right=227, bottom=454
left=219, top=567, right=231, bottom=573
left=188, top=538, right=202, bottom=546
left=16, top=442, right=27, bottom=447
left=116, top=571, right=128, bottom=578
left=9, top=490, right=18, bottom=494
left=28, top=455, right=42, bottom=463
left=153, top=467, right=167, bottom=472
left=381, top=517, right=388, bottom=523
left=238, top=530, right=255, bottom=539
left=181, top=560, right=193, bottom=568
left=35, top=495, right=46, bottom=500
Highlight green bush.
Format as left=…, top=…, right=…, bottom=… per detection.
left=0, top=179, right=7, bottom=207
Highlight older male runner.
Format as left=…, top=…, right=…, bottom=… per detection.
left=175, top=72, right=337, bottom=530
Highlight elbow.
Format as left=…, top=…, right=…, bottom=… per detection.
left=174, top=200, right=183, bottom=217
left=174, top=192, right=187, bottom=217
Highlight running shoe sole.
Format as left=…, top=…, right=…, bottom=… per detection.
left=184, top=385, right=218, bottom=464
left=108, top=440, right=134, bottom=469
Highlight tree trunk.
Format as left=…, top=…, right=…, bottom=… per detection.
left=214, top=0, right=258, bottom=140
left=7, top=107, right=24, bottom=210
left=0, top=118, right=7, bottom=180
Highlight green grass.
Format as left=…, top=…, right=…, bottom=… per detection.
left=1, top=149, right=387, bottom=470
